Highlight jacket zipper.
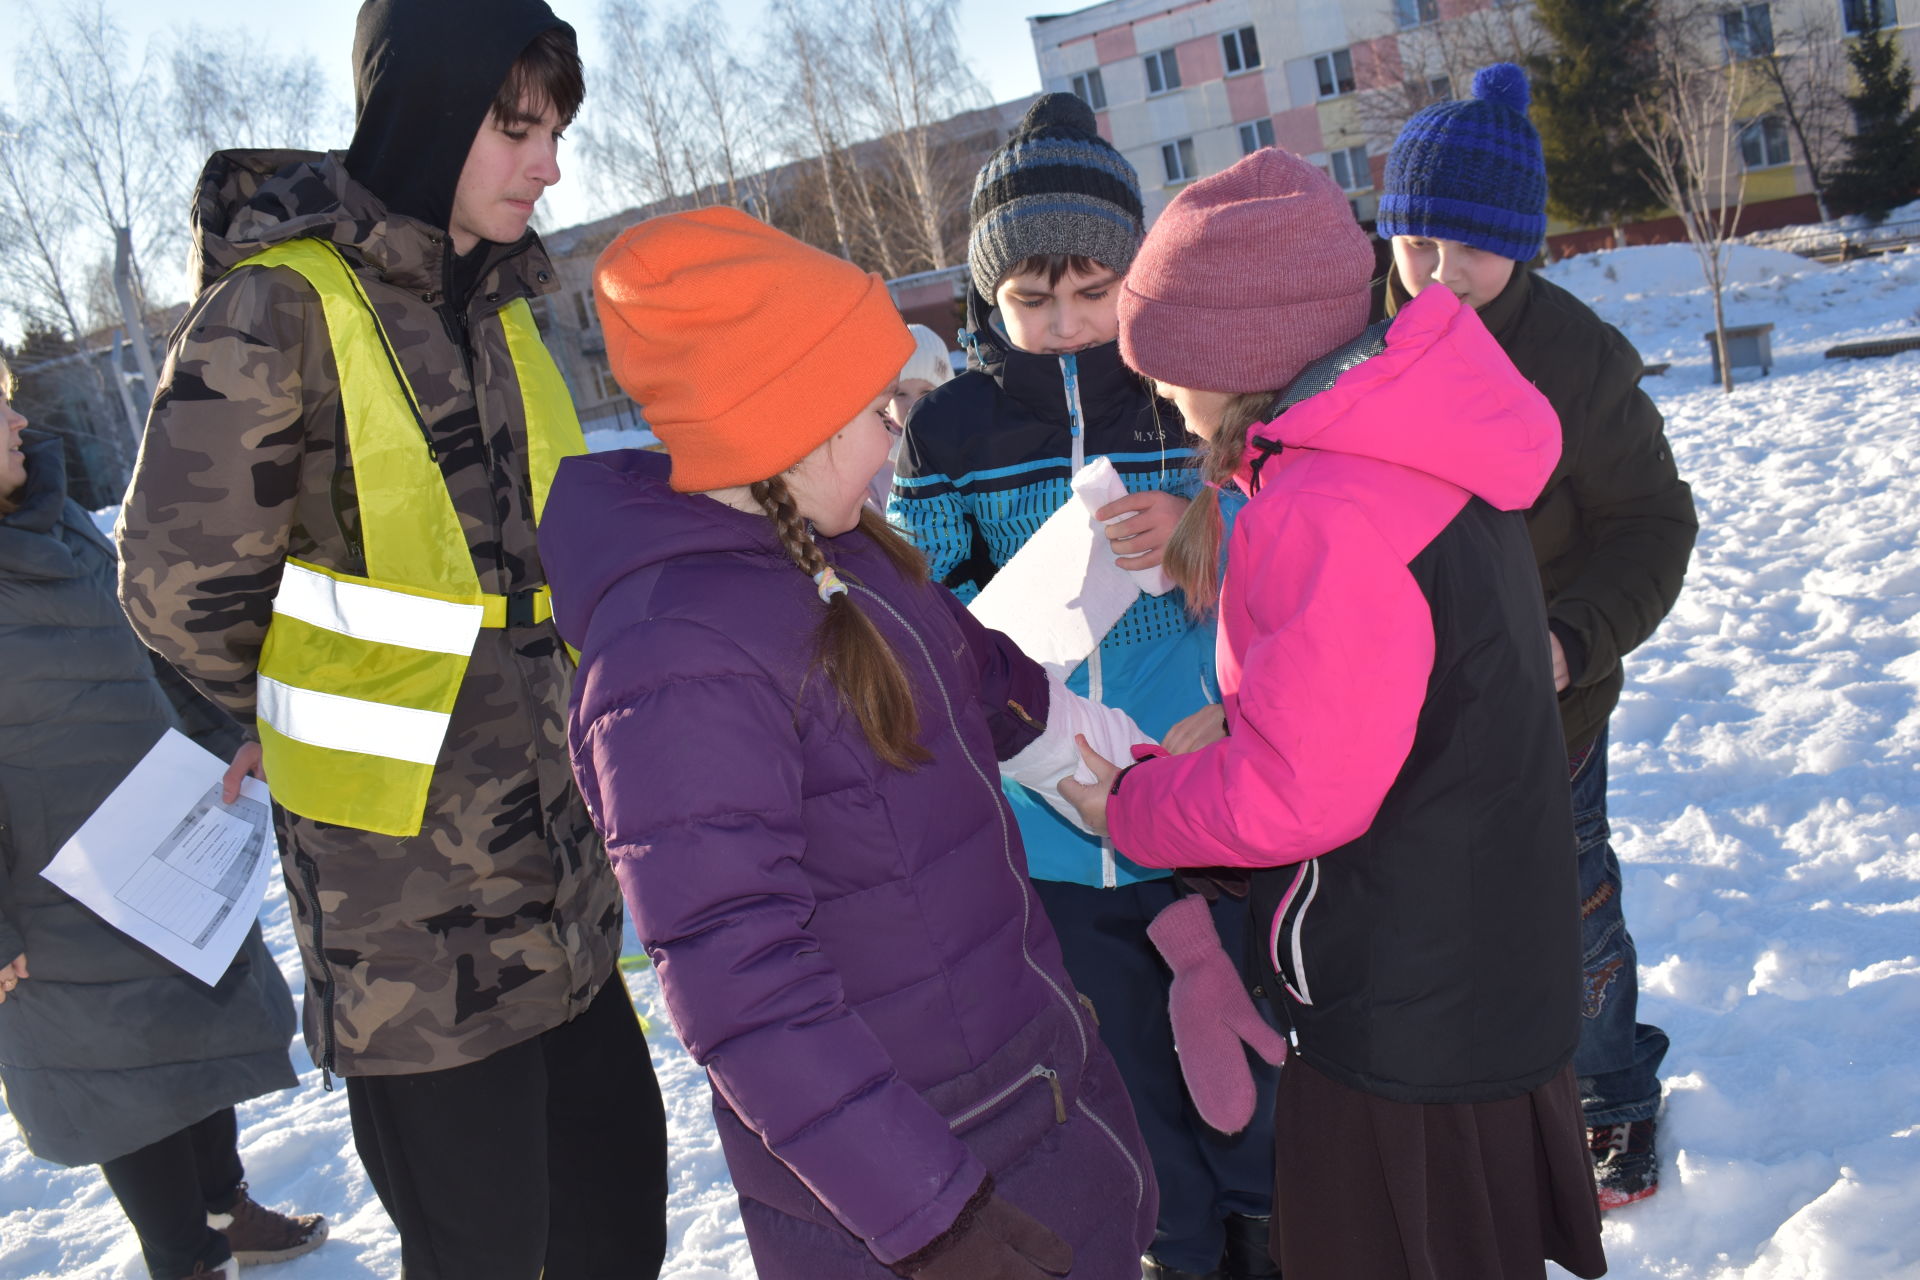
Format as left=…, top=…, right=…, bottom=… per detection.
left=947, top=1064, right=1065, bottom=1130
left=1076, top=1097, right=1146, bottom=1208
left=296, top=854, right=338, bottom=1090
left=1270, top=860, right=1319, bottom=1008
left=1060, top=353, right=1118, bottom=888
left=850, top=583, right=1090, bottom=1067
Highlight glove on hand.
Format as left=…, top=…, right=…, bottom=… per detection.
left=1147, top=894, right=1291, bottom=1134
left=892, top=1182, right=1073, bottom=1280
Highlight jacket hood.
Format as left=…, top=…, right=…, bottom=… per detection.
left=1249, top=286, right=1559, bottom=511
left=544, top=449, right=789, bottom=648
left=0, top=434, right=83, bottom=580
left=184, top=149, right=555, bottom=299
left=344, top=0, right=572, bottom=232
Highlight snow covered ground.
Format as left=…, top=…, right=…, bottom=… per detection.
left=7, top=244, right=1918, bottom=1279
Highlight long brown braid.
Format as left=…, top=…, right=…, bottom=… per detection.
left=750, top=476, right=932, bottom=769
left=1162, top=390, right=1283, bottom=616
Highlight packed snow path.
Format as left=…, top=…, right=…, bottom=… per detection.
left=3, top=246, right=1916, bottom=1279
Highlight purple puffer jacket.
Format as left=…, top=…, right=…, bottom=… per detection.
left=545, top=449, right=1155, bottom=1278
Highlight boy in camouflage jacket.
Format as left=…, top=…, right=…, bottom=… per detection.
left=115, top=3, right=667, bottom=1275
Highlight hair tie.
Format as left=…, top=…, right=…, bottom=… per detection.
left=812, top=566, right=849, bottom=603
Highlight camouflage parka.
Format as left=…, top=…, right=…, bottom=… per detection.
left=116, top=150, right=621, bottom=1076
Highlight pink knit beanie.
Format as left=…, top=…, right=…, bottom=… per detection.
left=1119, top=149, right=1376, bottom=394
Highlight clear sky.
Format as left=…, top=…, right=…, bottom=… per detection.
left=13, top=0, right=1050, bottom=232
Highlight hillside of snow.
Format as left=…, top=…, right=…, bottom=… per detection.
left=5, top=244, right=1918, bottom=1280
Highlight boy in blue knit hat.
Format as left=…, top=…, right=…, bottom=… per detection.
left=1379, top=62, right=1699, bottom=1213
left=889, top=93, right=1279, bottom=1280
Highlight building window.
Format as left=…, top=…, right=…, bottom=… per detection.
left=1722, top=3, right=1774, bottom=58
left=1396, top=0, right=1439, bottom=26
left=1739, top=116, right=1792, bottom=167
left=1162, top=137, right=1198, bottom=183
left=1841, top=0, right=1895, bottom=30
left=1144, top=49, right=1182, bottom=95
left=571, top=291, right=594, bottom=330
left=1427, top=74, right=1453, bottom=101
left=1071, top=68, right=1107, bottom=109
left=1238, top=118, right=1276, bottom=154
left=1314, top=49, right=1356, bottom=98
left=1329, top=144, right=1371, bottom=192
left=1222, top=26, right=1262, bottom=73
left=595, top=365, right=625, bottom=403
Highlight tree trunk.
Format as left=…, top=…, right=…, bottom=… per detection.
left=1710, top=284, right=1734, bottom=394
left=112, top=226, right=157, bottom=414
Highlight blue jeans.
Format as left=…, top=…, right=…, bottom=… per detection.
left=1570, top=727, right=1668, bottom=1126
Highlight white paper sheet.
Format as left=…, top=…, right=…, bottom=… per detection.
left=42, top=729, right=275, bottom=986
left=968, top=457, right=1173, bottom=679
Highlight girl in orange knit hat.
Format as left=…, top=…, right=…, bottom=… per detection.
left=540, top=207, right=1158, bottom=1279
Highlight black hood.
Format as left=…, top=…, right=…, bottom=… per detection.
left=343, top=0, right=571, bottom=232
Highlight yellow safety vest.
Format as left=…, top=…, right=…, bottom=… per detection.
left=238, top=238, right=586, bottom=837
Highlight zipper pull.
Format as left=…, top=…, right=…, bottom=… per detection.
left=1005, top=698, right=1047, bottom=732
left=321, top=1067, right=334, bottom=1093
left=1038, top=1067, right=1065, bottom=1124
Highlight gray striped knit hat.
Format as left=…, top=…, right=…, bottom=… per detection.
left=968, top=93, right=1144, bottom=299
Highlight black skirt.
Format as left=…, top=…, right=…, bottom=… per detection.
left=1270, top=1058, right=1608, bottom=1280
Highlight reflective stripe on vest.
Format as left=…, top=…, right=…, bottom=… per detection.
left=236, top=238, right=586, bottom=837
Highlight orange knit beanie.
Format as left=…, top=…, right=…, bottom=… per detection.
left=594, top=206, right=914, bottom=493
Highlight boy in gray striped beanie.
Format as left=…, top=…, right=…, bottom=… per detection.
left=967, top=92, right=1144, bottom=306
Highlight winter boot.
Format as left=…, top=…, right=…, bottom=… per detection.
left=208, top=1182, right=329, bottom=1265
left=1142, top=1257, right=1223, bottom=1280
left=1221, top=1213, right=1282, bottom=1278
left=1589, top=1118, right=1659, bottom=1210
left=184, top=1259, right=239, bottom=1279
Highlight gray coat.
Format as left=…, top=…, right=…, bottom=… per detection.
left=0, top=434, right=296, bottom=1167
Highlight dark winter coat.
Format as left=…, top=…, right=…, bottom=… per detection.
left=1388, top=264, right=1698, bottom=752
left=1110, top=291, right=1582, bottom=1104
left=0, top=435, right=296, bottom=1167
left=545, top=449, right=1156, bottom=1277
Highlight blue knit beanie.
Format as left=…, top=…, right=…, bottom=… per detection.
left=968, top=93, right=1144, bottom=299
left=1377, top=63, right=1546, bottom=262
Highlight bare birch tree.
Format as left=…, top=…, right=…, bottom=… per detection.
left=170, top=30, right=344, bottom=159
left=766, top=0, right=861, bottom=261
left=580, top=0, right=694, bottom=213
left=21, top=3, right=187, bottom=409
left=669, top=1, right=771, bottom=212
left=1626, top=13, right=1750, bottom=393
left=840, top=0, right=987, bottom=271
left=0, top=108, right=138, bottom=453
left=1742, top=6, right=1850, bottom=220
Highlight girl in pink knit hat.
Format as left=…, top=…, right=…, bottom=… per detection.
left=1058, top=148, right=1608, bottom=1280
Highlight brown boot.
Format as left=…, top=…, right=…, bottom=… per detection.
left=208, top=1182, right=328, bottom=1265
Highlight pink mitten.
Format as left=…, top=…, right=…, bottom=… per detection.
left=1147, top=895, right=1290, bottom=1134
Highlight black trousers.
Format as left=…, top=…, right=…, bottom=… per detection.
left=1032, top=878, right=1279, bottom=1273
left=98, top=1107, right=245, bottom=1280
left=345, top=976, right=669, bottom=1280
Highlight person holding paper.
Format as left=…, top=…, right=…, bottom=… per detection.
left=1059, top=148, right=1606, bottom=1280
left=888, top=94, right=1274, bottom=1280
left=113, top=4, right=667, bottom=1276
left=0, top=360, right=324, bottom=1280
left=544, top=208, right=1156, bottom=1279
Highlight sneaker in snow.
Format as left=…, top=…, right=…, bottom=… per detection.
left=208, top=1183, right=328, bottom=1265
left=1589, top=1119, right=1659, bottom=1210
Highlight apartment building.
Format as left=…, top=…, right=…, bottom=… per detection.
left=1031, top=0, right=1411, bottom=225
left=1030, top=0, right=1918, bottom=239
